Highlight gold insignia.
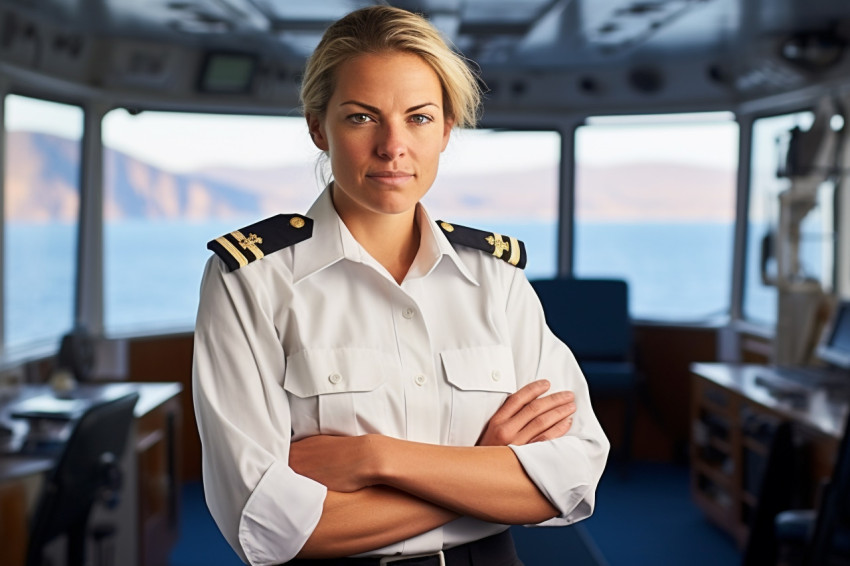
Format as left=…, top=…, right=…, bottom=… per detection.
left=485, top=234, right=510, bottom=259
left=209, top=214, right=314, bottom=271
left=437, top=220, right=526, bottom=269
left=237, top=233, right=263, bottom=249
left=232, top=230, right=265, bottom=260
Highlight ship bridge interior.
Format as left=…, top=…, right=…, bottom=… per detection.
left=2, top=1, right=850, bottom=566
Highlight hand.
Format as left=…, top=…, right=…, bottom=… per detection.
left=289, top=434, right=377, bottom=492
left=478, top=380, right=576, bottom=446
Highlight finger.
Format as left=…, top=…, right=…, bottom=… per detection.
left=530, top=416, right=574, bottom=443
left=490, top=380, right=552, bottom=423
left=513, top=400, right=576, bottom=444
left=490, top=390, right=574, bottom=445
left=511, top=390, right=574, bottom=429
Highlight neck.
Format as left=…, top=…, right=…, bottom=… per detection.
left=332, top=190, right=421, bottom=284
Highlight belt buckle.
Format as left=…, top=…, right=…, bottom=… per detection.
left=379, top=550, right=445, bottom=566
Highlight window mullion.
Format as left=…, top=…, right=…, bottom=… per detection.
left=75, top=103, right=108, bottom=336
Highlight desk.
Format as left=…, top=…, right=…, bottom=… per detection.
left=690, top=363, right=850, bottom=547
left=0, top=382, right=182, bottom=566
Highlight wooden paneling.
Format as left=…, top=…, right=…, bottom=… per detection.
left=136, top=396, right=182, bottom=566
left=127, top=334, right=199, bottom=481
left=740, top=332, right=772, bottom=364
left=0, top=480, right=29, bottom=566
left=627, top=323, right=720, bottom=461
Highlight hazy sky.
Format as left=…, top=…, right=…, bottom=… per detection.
left=6, top=94, right=738, bottom=175
left=577, top=116, right=738, bottom=170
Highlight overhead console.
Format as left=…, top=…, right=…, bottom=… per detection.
left=0, top=4, right=302, bottom=112
left=1, top=2, right=850, bottom=117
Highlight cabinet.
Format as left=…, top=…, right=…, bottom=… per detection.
left=0, top=382, right=182, bottom=566
left=135, top=393, right=181, bottom=566
left=690, top=363, right=846, bottom=548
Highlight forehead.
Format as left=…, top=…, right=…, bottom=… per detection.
left=330, top=51, right=443, bottom=102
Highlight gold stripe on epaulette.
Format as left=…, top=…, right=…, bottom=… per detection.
left=233, top=230, right=265, bottom=260
left=508, top=236, right=520, bottom=266
left=216, top=237, right=248, bottom=268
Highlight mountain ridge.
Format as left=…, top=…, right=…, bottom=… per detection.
left=6, top=131, right=735, bottom=223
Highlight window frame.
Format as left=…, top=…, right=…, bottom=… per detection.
left=1, top=91, right=86, bottom=357
left=570, top=112, right=739, bottom=323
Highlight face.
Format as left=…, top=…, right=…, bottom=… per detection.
left=307, top=51, right=453, bottom=222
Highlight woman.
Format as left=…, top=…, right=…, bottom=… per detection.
left=193, top=6, right=609, bottom=565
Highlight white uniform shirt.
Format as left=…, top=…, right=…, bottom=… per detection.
left=193, top=187, right=610, bottom=566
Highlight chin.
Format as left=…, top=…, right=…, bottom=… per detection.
left=364, top=190, right=424, bottom=216
left=370, top=198, right=419, bottom=216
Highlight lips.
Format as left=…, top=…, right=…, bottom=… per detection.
left=366, top=171, right=414, bottom=185
left=368, top=171, right=414, bottom=178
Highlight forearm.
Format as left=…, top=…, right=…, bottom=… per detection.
left=297, top=486, right=458, bottom=558
left=373, top=437, right=559, bottom=525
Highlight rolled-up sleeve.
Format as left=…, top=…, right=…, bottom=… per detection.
left=192, top=257, right=327, bottom=565
left=503, top=271, right=610, bottom=526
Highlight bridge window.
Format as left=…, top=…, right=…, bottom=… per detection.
left=3, top=95, right=82, bottom=352
left=101, top=111, right=559, bottom=335
left=433, top=129, right=560, bottom=280
left=574, top=113, right=738, bottom=321
left=744, top=111, right=823, bottom=327
left=101, top=111, right=318, bottom=335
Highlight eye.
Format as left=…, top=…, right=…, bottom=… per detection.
left=409, top=114, right=434, bottom=125
left=347, top=113, right=373, bottom=124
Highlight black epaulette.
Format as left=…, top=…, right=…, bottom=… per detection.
left=437, top=220, right=527, bottom=269
left=207, top=214, right=313, bottom=272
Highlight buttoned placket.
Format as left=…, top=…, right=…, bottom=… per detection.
left=393, top=277, right=441, bottom=445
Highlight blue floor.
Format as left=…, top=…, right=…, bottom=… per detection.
left=171, top=461, right=741, bottom=566
left=581, top=461, right=741, bottom=566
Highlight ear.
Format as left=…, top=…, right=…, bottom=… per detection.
left=306, top=113, right=329, bottom=151
left=440, top=117, right=454, bottom=152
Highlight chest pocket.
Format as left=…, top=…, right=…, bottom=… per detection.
left=284, top=348, right=398, bottom=436
left=441, top=345, right=517, bottom=446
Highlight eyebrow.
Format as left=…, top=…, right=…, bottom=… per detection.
left=339, top=100, right=440, bottom=114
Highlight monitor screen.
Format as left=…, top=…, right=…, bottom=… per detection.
left=818, top=300, right=850, bottom=370
left=197, top=52, right=257, bottom=94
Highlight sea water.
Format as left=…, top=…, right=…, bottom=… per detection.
left=5, top=219, right=753, bottom=349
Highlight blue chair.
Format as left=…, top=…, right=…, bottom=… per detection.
left=530, top=277, right=638, bottom=467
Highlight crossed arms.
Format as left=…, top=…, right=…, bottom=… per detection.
left=292, top=379, right=577, bottom=558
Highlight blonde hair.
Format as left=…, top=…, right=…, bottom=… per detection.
left=300, top=5, right=481, bottom=129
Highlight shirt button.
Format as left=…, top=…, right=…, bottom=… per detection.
left=328, top=373, right=342, bottom=385
left=414, top=374, right=427, bottom=386
left=402, top=307, right=416, bottom=319
left=491, top=370, right=501, bottom=382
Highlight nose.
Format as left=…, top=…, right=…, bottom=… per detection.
left=376, top=121, right=406, bottom=160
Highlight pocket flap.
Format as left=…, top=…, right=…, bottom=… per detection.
left=284, top=348, right=391, bottom=398
left=441, top=345, right=517, bottom=393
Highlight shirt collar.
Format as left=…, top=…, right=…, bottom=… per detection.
left=413, top=204, right=479, bottom=285
left=291, top=185, right=478, bottom=286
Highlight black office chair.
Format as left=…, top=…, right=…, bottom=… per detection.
left=775, top=412, right=850, bottom=566
left=530, top=277, right=638, bottom=467
left=25, top=392, right=139, bottom=566
left=741, top=420, right=797, bottom=566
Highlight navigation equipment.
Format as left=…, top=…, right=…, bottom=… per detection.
left=817, top=299, right=850, bottom=370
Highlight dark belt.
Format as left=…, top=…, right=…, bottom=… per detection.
left=287, top=529, right=522, bottom=566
